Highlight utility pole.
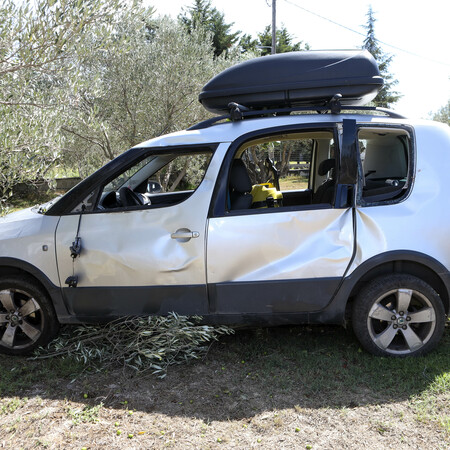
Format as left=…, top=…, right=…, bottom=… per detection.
left=271, top=0, right=276, bottom=54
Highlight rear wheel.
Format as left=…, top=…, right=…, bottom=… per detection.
left=0, top=276, right=59, bottom=355
left=352, top=274, right=446, bottom=357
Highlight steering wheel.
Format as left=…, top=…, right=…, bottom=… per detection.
left=118, top=187, right=143, bottom=207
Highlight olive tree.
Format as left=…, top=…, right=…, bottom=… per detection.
left=61, top=9, right=244, bottom=177
left=0, top=0, right=117, bottom=211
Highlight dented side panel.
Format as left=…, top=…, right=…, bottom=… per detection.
left=207, top=208, right=354, bottom=312
left=349, top=123, right=450, bottom=276
left=0, top=208, right=60, bottom=285
left=54, top=143, right=230, bottom=316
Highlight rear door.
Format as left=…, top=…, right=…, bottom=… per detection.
left=206, top=122, right=357, bottom=315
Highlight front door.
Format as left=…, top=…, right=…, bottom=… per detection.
left=55, top=147, right=218, bottom=319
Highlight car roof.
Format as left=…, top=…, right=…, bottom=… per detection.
left=132, top=113, right=445, bottom=150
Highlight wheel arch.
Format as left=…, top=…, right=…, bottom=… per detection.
left=342, top=251, right=450, bottom=317
left=0, top=257, right=69, bottom=321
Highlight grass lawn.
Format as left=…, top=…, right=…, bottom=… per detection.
left=0, top=325, right=448, bottom=448
left=279, top=174, right=309, bottom=191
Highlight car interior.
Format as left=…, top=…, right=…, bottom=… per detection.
left=359, top=128, right=410, bottom=203
left=228, top=131, right=337, bottom=210
left=96, top=151, right=213, bottom=210
left=228, top=127, right=411, bottom=211
left=90, top=128, right=411, bottom=213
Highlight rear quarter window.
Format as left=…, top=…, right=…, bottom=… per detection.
left=358, top=128, right=412, bottom=206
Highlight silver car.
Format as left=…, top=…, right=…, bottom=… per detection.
left=1, top=52, right=449, bottom=357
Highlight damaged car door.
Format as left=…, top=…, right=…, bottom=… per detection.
left=206, top=121, right=358, bottom=316
left=54, top=147, right=216, bottom=319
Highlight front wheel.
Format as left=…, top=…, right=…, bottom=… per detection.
left=0, top=276, right=59, bottom=355
left=352, top=274, right=446, bottom=357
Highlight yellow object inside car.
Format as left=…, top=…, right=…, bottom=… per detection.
left=251, top=183, right=283, bottom=208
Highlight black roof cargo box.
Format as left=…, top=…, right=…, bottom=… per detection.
left=199, top=50, right=383, bottom=114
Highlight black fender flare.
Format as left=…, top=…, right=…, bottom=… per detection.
left=330, top=250, right=450, bottom=318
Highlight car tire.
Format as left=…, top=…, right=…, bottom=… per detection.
left=0, top=276, right=59, bottom=355
left=352, top=274, right=446, bottom=357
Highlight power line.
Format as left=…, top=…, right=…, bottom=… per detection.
left=283, top=0, right=450, bottom=67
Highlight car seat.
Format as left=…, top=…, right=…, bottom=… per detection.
left=229, top=159, right=253, bottom=210
left=313, top=158, right=336, bottom=204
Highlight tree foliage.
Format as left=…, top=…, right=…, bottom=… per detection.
left=0, top=1, right=242, bottom=210
left=362, top=6, right=401, bottom=108
left=432, top=100, right=450, bottom=125
left=35, top=313, right=234, bottom=377
left=0, top=0, right=117, bottom=211
left=61, top=9, right=242, bottom=176
left=240, top=25, right=308, bottom=55
left=179, top=0, right=240, bottom=58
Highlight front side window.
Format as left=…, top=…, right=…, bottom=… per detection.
left=97, top=150, right=213, bottom=211
left=358, top=128, right=412, bottom=205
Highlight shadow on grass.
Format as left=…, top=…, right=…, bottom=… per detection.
left=1, top=325, right=449, bottom=422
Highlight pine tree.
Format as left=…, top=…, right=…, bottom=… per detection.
left=240, top=25, right=308, bottom=55
left=432, top=100, right=450, bottom=125
left=363, top=6, right=401, bottom=108
left=179, top=0, right=240, bottom=58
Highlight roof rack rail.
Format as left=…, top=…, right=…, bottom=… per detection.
left=188, top=101, right=406, bottom=131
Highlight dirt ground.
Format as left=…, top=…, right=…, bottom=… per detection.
left=1, top=327, right=449, bottom=449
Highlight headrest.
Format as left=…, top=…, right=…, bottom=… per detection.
left=230, top=159, right=252, bottom=193
left=318, top=158, right=335, bottom=176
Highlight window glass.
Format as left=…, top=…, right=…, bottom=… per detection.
left=241, top=138, right=313, bottom=191
left=97, top=150, right=212, bottom=210
left=358, top=128, right=410, bottom=204
left=229, top=131, right=335, bottom=211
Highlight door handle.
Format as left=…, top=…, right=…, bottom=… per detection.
left=170, top=228, right=200, bottom=242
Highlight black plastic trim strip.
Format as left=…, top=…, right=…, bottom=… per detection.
left=332, top=250, right=450, bottom=315
left=208, top=277, right=341, bottom=315
left=61, top=284, right=208, bottom=319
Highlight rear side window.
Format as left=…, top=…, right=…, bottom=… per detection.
left=234, top=131, right=336, bottom=210
left=240, top=136, right=314, bottom=191
left=358, top=128, right=412, bottom=205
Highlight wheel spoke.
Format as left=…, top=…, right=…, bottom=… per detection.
left=369, top=303, right=394, bottom=321
left=0, top=290, right=15, bottom=312
left=374, top=324, right=398, bottom=350
left=396, top=289, right=413, bottom=313
left=408, top=307, right=436, bottom=324
left=19, top=320, right=41, bottom=342
left=0, top=314, right=8, bottom=324
left=19, top=298, right=40, bottom=317
left=1, top=324, right=17, bottom=347
left=401, top=327, right=423, bottom=351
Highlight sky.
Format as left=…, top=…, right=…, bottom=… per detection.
left=147, top=0, right=449, bottom=119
